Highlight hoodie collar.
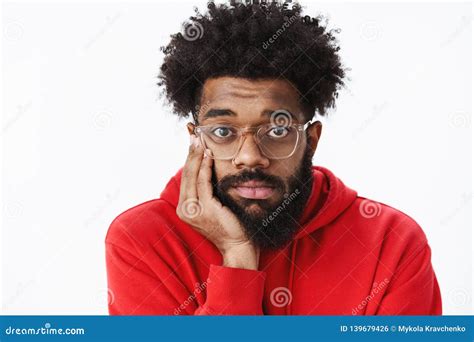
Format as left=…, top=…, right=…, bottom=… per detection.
left=294, top=166, right=357, bottom=239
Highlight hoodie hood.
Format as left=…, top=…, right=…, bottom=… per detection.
left=159, top=165, right=357, bottom=238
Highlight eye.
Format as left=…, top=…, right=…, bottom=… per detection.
left=211, top=126, right=235, bottom=138
left=267, top=126, right=290, bottom=138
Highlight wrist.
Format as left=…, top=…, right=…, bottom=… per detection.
left=221, top=243, right=259, bottom=270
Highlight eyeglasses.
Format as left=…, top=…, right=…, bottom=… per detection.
left=192, top=114, right=311, bottom=160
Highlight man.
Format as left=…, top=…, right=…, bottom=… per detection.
left=105, top=0, right=441, bottom=315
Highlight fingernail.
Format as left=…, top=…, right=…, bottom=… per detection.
left=205, top=148, right=213, bottom=157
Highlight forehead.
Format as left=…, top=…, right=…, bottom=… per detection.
left=199, top=77, right=306, bottom=123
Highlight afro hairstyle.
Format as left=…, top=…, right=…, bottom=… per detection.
left=158, top=0, right=346, bottom=122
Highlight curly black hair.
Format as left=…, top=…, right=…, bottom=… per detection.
left=158, top=0, right=346, bottom=122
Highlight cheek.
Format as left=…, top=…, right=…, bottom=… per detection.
left=212, top=160, right=234, bottom=181
left=212, top=140, right=308, bottom=182
left=270, top=144, right=306, bottom=178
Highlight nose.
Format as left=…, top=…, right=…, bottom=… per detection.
left=232, top=134, right=270, bottom=169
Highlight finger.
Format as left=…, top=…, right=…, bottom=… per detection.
left=197, top=148, right=214, bottom=201
left=179, top=135, right=204, bottom=202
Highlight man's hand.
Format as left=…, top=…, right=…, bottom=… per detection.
left=176, top=135, right=259, bottom=270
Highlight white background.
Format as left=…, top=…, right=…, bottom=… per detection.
left=1, top=0, right=472, bottom=314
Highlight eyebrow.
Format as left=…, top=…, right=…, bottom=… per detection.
left=202, top=109, right=237, bottom=119
left=202, top=108, right=299, bottom=121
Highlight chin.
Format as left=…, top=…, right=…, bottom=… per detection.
left=233, top=194, right=284, bottom=218
left=242, top=202, right=267, bottom=216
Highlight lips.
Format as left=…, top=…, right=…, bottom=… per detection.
left=233, top=180, right=275, bottom=200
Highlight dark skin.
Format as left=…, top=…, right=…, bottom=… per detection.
left=176, top=76, right=322, bottom=270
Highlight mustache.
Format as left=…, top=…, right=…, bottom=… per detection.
left=216, top=169, right=286, bottom=192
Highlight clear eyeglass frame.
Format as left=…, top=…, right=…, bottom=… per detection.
left=192, top=120, right=312, bottom=160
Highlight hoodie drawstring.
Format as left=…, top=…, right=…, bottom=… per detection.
left=286, top=239, right=298, bottom=315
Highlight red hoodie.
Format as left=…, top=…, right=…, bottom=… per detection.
left=105, top=166, right=442, bottom=315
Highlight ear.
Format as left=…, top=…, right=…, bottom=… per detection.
left=306, top=121, right=322, bottom=156
left=186, top=122, right=195, bottom=135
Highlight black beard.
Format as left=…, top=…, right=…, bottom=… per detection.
left=212, top=144, right=314, bottom=250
